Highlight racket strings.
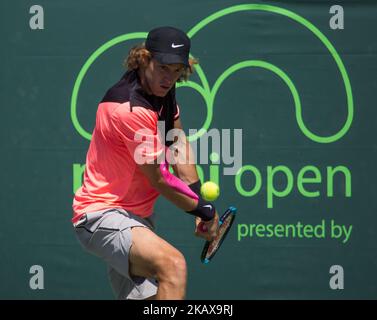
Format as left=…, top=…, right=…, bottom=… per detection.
left=205, top=215, right=233, bottom=257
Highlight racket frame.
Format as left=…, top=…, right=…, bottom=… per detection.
left=200, top=206, right=237, bottom=264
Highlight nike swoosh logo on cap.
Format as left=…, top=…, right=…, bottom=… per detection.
left=203, top=205, right=212, bottom=209
left=171, top=43, right=184, bottom=48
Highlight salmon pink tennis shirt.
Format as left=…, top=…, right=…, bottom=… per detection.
left=72, top=70, right=180, bottom=223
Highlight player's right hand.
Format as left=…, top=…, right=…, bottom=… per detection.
left=195, top=212, right=219, bottom=241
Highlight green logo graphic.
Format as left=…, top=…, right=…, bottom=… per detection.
left=71, top=4, right=354, bottom=143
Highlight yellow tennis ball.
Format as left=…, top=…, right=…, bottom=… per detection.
left=200, top=181, right=220, bottom=201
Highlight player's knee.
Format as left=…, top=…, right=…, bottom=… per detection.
left=155, top=251, right=187, bottom=285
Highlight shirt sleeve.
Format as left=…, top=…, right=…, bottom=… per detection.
left=112, top=105, right=164, bottom=164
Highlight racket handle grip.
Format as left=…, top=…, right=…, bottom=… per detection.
left=198, top=222, right=208, bottom=233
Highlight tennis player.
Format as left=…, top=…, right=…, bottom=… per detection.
left=72, top=26, right=219, bottom=300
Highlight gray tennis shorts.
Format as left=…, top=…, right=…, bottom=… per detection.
left=73, top=208, right=158, bottom=300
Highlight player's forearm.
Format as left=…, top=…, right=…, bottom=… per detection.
left=152, top=178, right=197, bottom=211
left=153, top=178, right=215, bottom=221
left=172, top=138, right=199, bottom=184
left=138, top=157, right=214, bottom=220
left=172, top=163, right=199, bottom=185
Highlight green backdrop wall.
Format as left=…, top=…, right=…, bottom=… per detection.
left=1, top=0, right=376, bottom=299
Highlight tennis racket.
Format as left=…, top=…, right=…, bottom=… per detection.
left=200, top=206, right=237, bottom=264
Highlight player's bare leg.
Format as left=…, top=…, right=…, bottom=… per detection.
left=129, top=226, right=187, bottom=300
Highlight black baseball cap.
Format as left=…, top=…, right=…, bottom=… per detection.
left=145, top=26, right=191, bottom=67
